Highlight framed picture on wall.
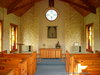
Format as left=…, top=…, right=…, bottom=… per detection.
left=48, top=26, right=57, bottom=38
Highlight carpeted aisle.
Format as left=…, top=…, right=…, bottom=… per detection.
left=35, top=59, right=68, bottom=75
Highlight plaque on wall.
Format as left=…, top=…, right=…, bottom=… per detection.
left=48, top=26, right=57, bottom=38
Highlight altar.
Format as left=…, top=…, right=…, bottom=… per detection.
left=39, top=48, right=62, bottom=58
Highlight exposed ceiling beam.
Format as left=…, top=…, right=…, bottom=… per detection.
left=82, top=0, right=96, bottom=10
left=61, top=0, right=96, bottom=13
left=71, top=5, right=90, bottom=16
left=15, top=3, right=34, bottom=16
left=8, top=1, right=34, bottom=14
left=7, top=0, right=21, bottom=14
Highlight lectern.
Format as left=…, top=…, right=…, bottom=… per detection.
left=17, top=43, right=24, bottom=53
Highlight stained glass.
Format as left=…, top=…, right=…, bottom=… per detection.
left=46, top=9, right=57, bottom=21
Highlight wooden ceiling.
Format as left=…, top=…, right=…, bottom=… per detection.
left=0, top=0, right=100, bottom=16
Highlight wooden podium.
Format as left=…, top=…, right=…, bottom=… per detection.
left=17, top=43, right=24, bottom=53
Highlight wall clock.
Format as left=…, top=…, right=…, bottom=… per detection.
left=46, top=9, right=57, bottom=21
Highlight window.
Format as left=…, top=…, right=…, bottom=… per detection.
left=86, top=24, right=94, bottom=53
left=46, top=9, right=57, bottom=21
left=10, top=24, right=18, bottom=51
left=0, top=21, right=2, bottom=52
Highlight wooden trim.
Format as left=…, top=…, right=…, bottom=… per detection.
left=0, top=20, right=3, bottom=52
left=8, top=1, right=34, bottom=14
left=61, top=0, right=96, bottom=13
left=86, top=23, right=94, bottom=53
left=86, top=23, right=93, bottom=27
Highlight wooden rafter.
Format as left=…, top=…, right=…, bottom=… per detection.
left=14, top=3, right=34, bottom=16
left=9, top=1, right=34, bottom=14
left=82, top=0, right=96, bottom=10
left=61, top=0, right=96, bottom=13
left=49, top=0, right=54, bottom=7
left=7, top=0, right=21, bottom=14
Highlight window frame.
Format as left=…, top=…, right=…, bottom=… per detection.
left=0, top=20, right=3, bottom=52
left=86, top=23, right=94, bottom=53
left=10, top=23, right=18, bottom=52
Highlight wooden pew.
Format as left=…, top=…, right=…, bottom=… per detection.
left=0, top=68, right=14, bottom=75
left=77, top=59, right=100, bottom=75
left=0, top=64, right=20, bottom=75
left=78, top=59, right=100, bottom=65
left=0, top=50, right=7, bottom=54
left=66, top=51, right=100, bottom=75
left=78, top=59, right=100, bottom=75
left=95, top=50, right=100, bottom=54
left=66, top=51, right=78, bottom=74
left=0, top=55, right=28, bottom=75
left=0, top=58, right=27, bottom=75
left=73, top=54, right=100, bottom=59
left=73, top=54, right=100, bottom=75
left=82, top=68, right=100, bottom=75
left=20, top=52, right=37, bottom=75
left=13, top=52, right=37, bottom=75
left=0, top=52, right=37, bottom=75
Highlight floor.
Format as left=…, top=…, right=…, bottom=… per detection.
left=35, top=59, right=68, bottom=75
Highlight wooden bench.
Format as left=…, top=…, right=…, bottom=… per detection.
left=73, top=54, right=100, bottom=75
left=0, top=68, right=14, bottom=75
left=0, top=58, right=27, bottom=75
left=0, top=64, right=20, bottom=75
left=0, top=52, right=37, bottom=75
left=66, top=51, right=78, bottom=74
left=0, top=50, right=7, bottom=54
left=82, top=68, right=100, bottom=75
left=95, top=50, right=100, bottom=54
left=66, top=51, right=100, bottom=75
left=73, top=54, right=100, bottom=59
left=0, top=56, right=27, bottom=75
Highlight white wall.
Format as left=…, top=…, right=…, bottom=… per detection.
left=38, top=0, right=66, bottom=53
left=21, top=0, right=84, bottom=53
left=0, top=7, right=20, bottom=53
left=20, top=6, right=39, bottom=52
left=0, top=1, right=100, bottom=54
left=84, top=7, right=100, bottom=52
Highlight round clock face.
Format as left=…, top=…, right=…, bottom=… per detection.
left=46, top=9, right=57, bottom=21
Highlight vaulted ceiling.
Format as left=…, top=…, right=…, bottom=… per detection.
left=0, top=0, right=100, bottom=16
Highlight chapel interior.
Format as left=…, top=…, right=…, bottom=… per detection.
left=0, top=0, right=100, bottom=75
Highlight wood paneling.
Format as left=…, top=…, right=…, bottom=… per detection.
left=40, top=48, right=62, bottom=58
